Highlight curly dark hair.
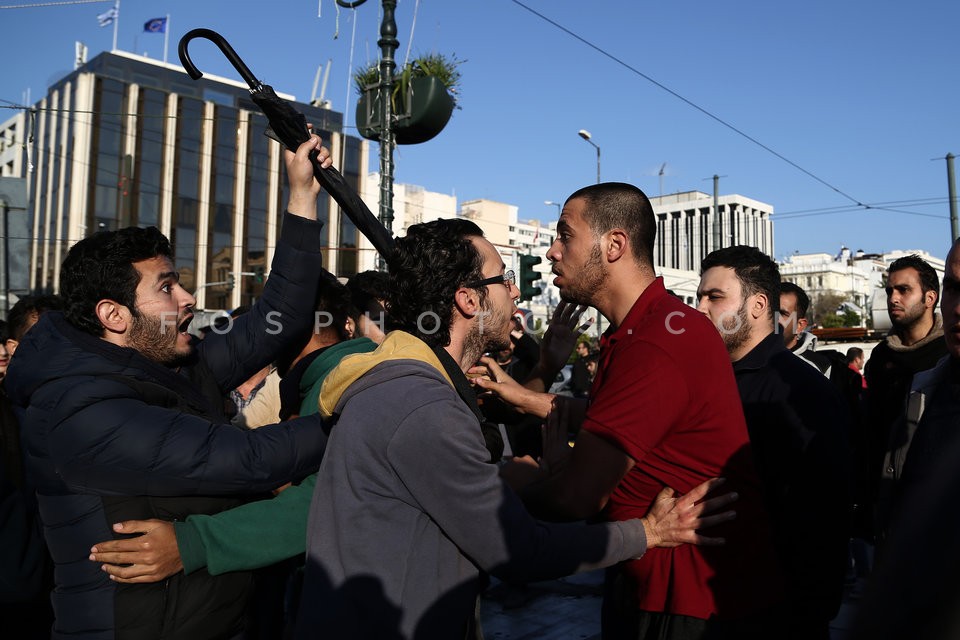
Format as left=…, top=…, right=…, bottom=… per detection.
left=60, top=226, right=173, bottom=336
left=701, top=245, right=781, bottom=322
left=564, top=182, right=656, bottom=267
left=385, top=218, right=487, bottom=349
left=888, top=254, right=940, bottom=305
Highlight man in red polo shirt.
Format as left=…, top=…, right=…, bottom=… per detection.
left=484, top=183, right=783, bottom=639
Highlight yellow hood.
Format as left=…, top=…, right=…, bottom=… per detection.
left=317, top=331, right=454, bottom=419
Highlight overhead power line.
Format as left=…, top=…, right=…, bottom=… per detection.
left=509, top=0, right=866, bottom=208
left=0, top=0, right=109, bottom=9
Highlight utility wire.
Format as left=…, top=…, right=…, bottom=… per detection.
left=509, top=0, right=866, bottom=208
left=0, top=0, right=108, bottom=8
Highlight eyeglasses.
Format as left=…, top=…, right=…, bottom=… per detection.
left=466, top=269, right=516, bottom=290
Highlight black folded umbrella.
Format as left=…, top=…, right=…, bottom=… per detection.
left=178, top=28, right=395, bottom=258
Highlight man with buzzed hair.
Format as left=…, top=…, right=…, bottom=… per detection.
left=480, top=183, right=782, bottom=639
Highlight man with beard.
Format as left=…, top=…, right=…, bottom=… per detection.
left=477, top=184, right=782, bottom=640
left=697, top=245, right=851, bottom=640
left=848, top=238, right=960, bottom=640
left=4, top=135, right=338, bottom=640
left=869, top=255, right=948, bottom=547
left=291, top=217, right=737, bottom=640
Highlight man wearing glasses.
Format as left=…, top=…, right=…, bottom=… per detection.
left=289, top=218, right=735, bottom=640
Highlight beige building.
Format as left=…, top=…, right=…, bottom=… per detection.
left=1, top=50, right=370, bottom=311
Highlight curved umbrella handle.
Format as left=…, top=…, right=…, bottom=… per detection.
left=176, top=28, right=396, bottom=259
left=178, top=28, right=261, bottom=90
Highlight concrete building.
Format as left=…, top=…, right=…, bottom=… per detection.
left=779, top=247, right=945, bottom=330
left=650, top=190, right=774, bottom=272
left=0, top=50, right=370, bottom=310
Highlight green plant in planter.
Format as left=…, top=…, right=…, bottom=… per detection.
left=354, top=53, right=463, bottom=144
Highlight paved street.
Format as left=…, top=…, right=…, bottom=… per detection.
left=480, top=569, right=867, bottom=639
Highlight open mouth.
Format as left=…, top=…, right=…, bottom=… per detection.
left=178, top=315, right=193, bottom=334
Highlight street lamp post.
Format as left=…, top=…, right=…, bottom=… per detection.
left=544, top=200, right=562, bottom=216
left=577, top=129, right=603, bottom=338
left=337, top=0, right=398, bottom=271
left=578, top=129, right=600, bottom=184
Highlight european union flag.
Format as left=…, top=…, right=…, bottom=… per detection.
left=144, top=17, right=167, bottom=33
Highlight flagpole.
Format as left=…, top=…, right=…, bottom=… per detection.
left=111, top=0, right=120, bottom=51
left=163, top=14, right=170, bottom=64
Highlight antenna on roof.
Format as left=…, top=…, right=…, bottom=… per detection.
left=658, top=162, right=667, bottom=196
left=310, top=59, right=333, bottom=108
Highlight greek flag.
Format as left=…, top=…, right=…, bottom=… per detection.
left=144, top=17, right=167, bottom=33
left=97, top=5, right=118, bottom=27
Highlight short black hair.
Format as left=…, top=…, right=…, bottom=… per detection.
left=8, top=294, right=64, bottom=341
left=315, top=272, right=359, bottom=343
left=60, top=226, right=173, bottom=336
left=386, top=218, right=486, bottom=349
left=565, top=182, right=656, bottom=267
left=701, top=245, right=781, bottom=321
left=888, top=254, right=940, bottom=305
left=780, top=281, right=810, bottom=319
left=346, top=270, right=390, bottom=319
left=846, top=347, right=864, bottom=363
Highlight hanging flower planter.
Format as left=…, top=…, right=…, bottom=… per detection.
left=354, top=53, right=462, bottom=145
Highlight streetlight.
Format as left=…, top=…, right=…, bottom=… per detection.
left=577, top=129, right=603, bottom=338
left=544, top=200, right=562, bottom=215
left=578, top=129, right=600, bottom=184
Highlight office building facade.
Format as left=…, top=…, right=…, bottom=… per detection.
left=2, top=50, right=369, bottom=310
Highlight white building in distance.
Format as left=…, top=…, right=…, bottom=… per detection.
left=779, top=247, right=945, bottom=330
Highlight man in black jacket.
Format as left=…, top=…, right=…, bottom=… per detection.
left=697, top=245, right=852, bottom=640
left=865, top=254, right=947, bottom=547
left=5, top=135, right=335, bottom=640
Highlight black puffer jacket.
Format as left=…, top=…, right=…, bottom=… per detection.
left=6, top=214, right=329, bottom=640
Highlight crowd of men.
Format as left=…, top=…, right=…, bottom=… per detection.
left=1, top=133, right=957, bottom=640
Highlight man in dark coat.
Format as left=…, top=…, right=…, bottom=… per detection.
left=697, top=245, right=852, bottom=640
left=865, top=254, right=946, bottom=547
left=5, top=135, right=335, bottom=640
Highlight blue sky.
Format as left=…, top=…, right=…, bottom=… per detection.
left=2, top=0, right=957, bottom=261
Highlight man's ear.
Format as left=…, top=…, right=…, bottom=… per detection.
left=925, top=289, right=937, bottom=308
left=453, top=287, right=481, bottom=319
left=797, top=316, right=809, bottom=332
left=345, top=317, right=357, bottom=339
left=95, top=299, right=131, bottom=335
left=750, top=292, right=769, bottom=320
left=604, top=229, right=628, bottom=263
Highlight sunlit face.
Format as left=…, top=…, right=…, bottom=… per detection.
left=696, top=266, right=752, bottom=356
left=128, top=256, right=196, bottom=365
left=886, top=267, right=935, bottom=330
left=778, top=291, right=808, bottom=349
left=546, top=198, right=606, bottom=306
left=469, top=236, right=520, bottom=355
left=942, top=245, right=960, bottom=359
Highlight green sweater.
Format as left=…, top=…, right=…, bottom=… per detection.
left=175, top=338, right=377, bottom=574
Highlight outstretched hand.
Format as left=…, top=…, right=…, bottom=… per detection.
left=641, top=478, right=737, bottom=549
left=539, top=302, right=594, bottom=377
left=89, top=519, right=182, bottom=583
left=470, top=356, right=553, bottom=418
